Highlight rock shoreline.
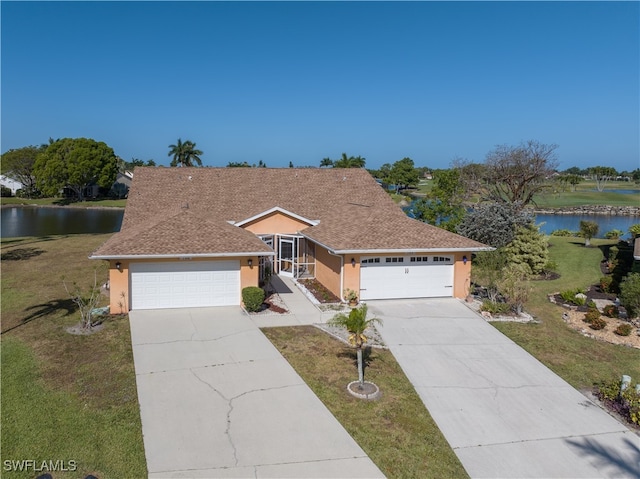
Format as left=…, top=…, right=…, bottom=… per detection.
left=530, top=205, right=640, bottom=216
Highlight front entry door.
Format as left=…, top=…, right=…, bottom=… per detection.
left=279, top=237, right=294, bottom=277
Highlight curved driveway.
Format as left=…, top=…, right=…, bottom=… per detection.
left=129, top=306, right=383, bottom=478
left=368, top=298, right=639, bottom=479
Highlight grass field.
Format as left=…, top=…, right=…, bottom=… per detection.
left=1, top=234, right=146, bottom=478
left=492, top=237, right=640, bottom=389
left=0, top=197, right=126, bottom=208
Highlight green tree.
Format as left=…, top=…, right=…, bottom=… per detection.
left=1, top=145, right=46, bottom=198
left=331, top=153, right=366, bottom=168
left=483, top=140, right=558, bottom=208
left=122, top=158, right=155, bottom=170
left=384, top=157, right=420, bottom=193
left=496, top=263, right=532, bottom=314
left=226, top=161, right=251, bottom=167
left=457, top=202, right=534, bottom=248
left=629, top=224, right=640, bottom=239
left=579, top=220, right=599, bottom=247
left=327, top=304, right=382, bottom=388
left=588, top=166, right=617, bottom=192
left=412, top=168, right=465, bottom=232
left=33, top=138, right=118, bottom=201
left=503, top=223, right=549, bottom=276
left=619, top=273, right=640, bottom=318
left=320, top=157, right=333, bottom=168
left=168, top=138, right=203, bottom=167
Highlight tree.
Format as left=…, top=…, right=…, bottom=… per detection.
left=122, top=158, right=155, bottom=170
left=33, top=138, right=118, bottom=201
left=320, top=157, right=333, bottom=168
left=62, top=266, right=106, bottom=331
left=588, top=166, right=617, bottom=192
left=327, top=304, right=382, bottom=389
left=457, top=202, right=534, bottom=248
left=412, top=168, right=465, bottom=232
left=289, top=161, right=294, bottom=168
left=496, top=263, right=532, bottom=315
left=331, top=153, right=366, bottom=168
left=168, top=138, right=203, bottom=167
left=483, top=140, right=558, bottom=208
left=471, top=251, right=508, bottom=302
left=619, top=273, right=640, bottom=318
left=1, top=145, right=46, bottom=198
left=579, top=220, right=599, bottom=247
left=226, top=161, right=251, bottom=167
left=384, top=157, right=420, bottom=193
left=555, top=174, right=583, bottom=192
left=503, top=223, right=549, bottom=277
left=451, top=158, right=486, bottom=201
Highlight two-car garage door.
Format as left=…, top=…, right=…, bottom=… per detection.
left=130, top=260, right=240, bottom=310
left=360, top=255, right=454, bottom=300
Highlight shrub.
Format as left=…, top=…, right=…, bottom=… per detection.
left=559, top=288, right=586, bottom=305
left=583, top=308, right=602, bottom=325
left=242, top=286, right=265, bottom=312
left=550, top=229, right=575, bottom=237
left=589, top=317, right=607, bottom=330
left=604, top=229, right=624, bottom=240
left=599, top=276, right=613, bottom=293
left=597, top=378, right=640, bottom=425
left=614, top=323, right=633, bottom=336
left=619, top=273, right=640, bottom=318
left=602, top=304, right=619, bottom=318
left=480, top=300, right=510, bottom=315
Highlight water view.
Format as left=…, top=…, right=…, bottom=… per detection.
left=534, top=213, right=638, bottom=238
left=1, top=206, right=124, bottom=238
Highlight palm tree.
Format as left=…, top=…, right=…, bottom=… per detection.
left=332, top=153, right=366, bottom=168
left=579, top=220, right=599, bottom=247
left=168, top=139, right=203, bottom=167
left=327, top=304, right=382, bottom=388
left=320, top=157, right=333, bottom=168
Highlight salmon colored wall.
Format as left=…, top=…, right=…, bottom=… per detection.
left=314, top=245, right=342, bottom=299
left=343, top=256, right=360, bottom=300
left=242, top=212, right=311, bottom=235
left=107, top=256, right=259, bottom=313
left=453, top=253, right=472, bottom=299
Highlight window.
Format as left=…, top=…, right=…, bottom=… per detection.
left=410, top=256, right=429, bottom=263
left=386, top=257, right=404, bottom=263
left=361, top=257, right=380, bottom=264
left=433, top=256, right=451, bottom=262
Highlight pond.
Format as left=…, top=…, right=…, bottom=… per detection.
left=1, top=206, right=124, bottom=238
left=534, top=214, right=638, bottom=238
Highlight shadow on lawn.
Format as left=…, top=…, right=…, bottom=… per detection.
left=1, top=298, right=77, bottom=335
left=337, top=346, right=377, bottom=371
left=1, top=247, right=45, bottom=261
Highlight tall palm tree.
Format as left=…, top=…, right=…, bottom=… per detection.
left=320, top=157, right=333, bottom=168
left=168, top=138, right=203, bottom=167
left=332, top=153, right=366, bottom=168
left=328, top=304, right=382, bottom=388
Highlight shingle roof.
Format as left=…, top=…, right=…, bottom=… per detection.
left=92, top=167, right=489, bottom=258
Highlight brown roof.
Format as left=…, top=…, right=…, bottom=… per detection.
left=92, top=167, right=489, bottom=258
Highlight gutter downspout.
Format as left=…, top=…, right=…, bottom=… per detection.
left=326, top=249, right=345, bottom=302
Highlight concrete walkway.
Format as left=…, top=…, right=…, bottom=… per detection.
left=129, top=306, right=384, bottom=478
left=367, top=298, right=640, bottom=479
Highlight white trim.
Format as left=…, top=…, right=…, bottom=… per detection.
left=233, top=206, right=320, bottom=227
left=329, top=247, right=494, bottom=254
left=90, top=251, right=275, bottom=260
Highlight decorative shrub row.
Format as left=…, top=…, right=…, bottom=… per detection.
left=597, top=379, right=640, bottom=425
left=242, top=286, right=265, bottom=312
left=480, top=300, right=511, bottom=315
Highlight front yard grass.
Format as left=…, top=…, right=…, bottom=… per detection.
left=1, top=234, right=146, bottom=478
left=491, top=237, right=640, bottom=388
left=262, top=326, right=468, bottom=479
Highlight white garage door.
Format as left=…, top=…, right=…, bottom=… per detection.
left=130, top=260, right=240, bottom=310
left=360, top=255, right=454, bottom=300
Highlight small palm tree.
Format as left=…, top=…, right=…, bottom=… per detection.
left=168, top=138, right=203, bottom=167
left=579, top=220, right=599, bottom=247
left=328, top=304, right=382, bottom=388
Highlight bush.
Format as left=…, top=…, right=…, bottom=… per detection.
left=559, top=289, right=586, bottom=305
left=242, top=286, right=265, bottom=312
left=550, top=229, right=575, bottom=237
left=614, top=323, right=633, bottom=336
left=619, top=273, right=640, bottom=318
left=604, top=229, right=624, bottom=240
left=597, top=378, right=640, bottom=425
left=589, top=317, right=607, bottom=330
left=602, top=304, right=619, bottom=318
left=480, top=300, right=510, bottom=315
left=583, top=308, right=602, bottom=325
left=599, top=276, right=613, bottom=293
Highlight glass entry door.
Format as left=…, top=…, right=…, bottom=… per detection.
left=279, top=237, right=295, bottom=277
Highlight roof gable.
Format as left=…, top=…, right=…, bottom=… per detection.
left=234, top=206, right=319, bottom=228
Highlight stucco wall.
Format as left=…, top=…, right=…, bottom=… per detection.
left=453, top=253, right=472, bottom=299
left=314, top=245, right=342, bottom=299
left=107, top=256, right=258, bottom=313
left=242, top=212, right=310, bottom=235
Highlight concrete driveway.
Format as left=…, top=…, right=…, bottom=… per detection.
left=367, top=298, right=639, bottom=479
left=129, top=307, right=383, bottom=478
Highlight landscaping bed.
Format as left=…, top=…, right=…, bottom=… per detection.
left=298, top=278, right=341, bottom=303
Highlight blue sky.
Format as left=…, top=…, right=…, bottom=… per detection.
left=2, top=1, right=639, bottom=171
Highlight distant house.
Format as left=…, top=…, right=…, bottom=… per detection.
left=110, top=170, right=133, bottom=198
left=634, top=238, right=640, bottom=262
left=91, top=167, right=491, bottom=312
left=0, top=175, right=24, bottom=196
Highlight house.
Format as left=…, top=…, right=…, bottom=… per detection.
left=91, top=167, right=491, bottom=312
left=0, top=174, right=24, bottom=196
left=110, top=170, right=134, bottom=198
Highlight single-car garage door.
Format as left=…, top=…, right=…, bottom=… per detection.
left=360, top=255, right=454, bottom=300
left=130, top=260, right=240, bottom=310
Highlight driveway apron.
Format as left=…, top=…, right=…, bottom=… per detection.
left=129, top=306, right=384, bottom=478
left=368, top=298, right=639, bottom=479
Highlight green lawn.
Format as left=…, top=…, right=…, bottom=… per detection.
left=1, top=197, right=126, bottom=208
left=1, top=234, right=146, bottom=478
left=491, top=237, right=640, bottom=388
left=263, top=327, right=468, bottom=479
